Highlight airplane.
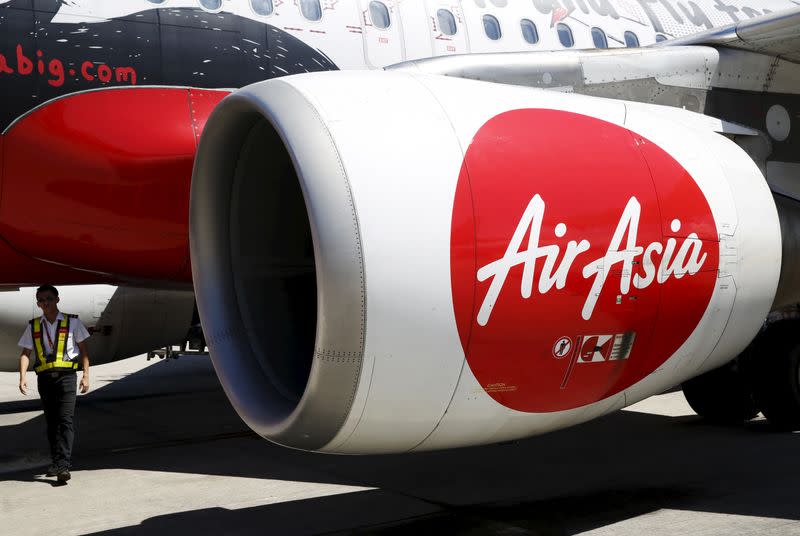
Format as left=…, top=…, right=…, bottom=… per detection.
left=1, top=0, right=799, bottom=454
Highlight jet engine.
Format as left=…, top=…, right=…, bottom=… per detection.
left=190, top=71, right=785, bottom=453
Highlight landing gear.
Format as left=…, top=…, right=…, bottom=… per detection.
left=147, top=346, right=179, bottom=360
left=682, top=319, right=800, bottom=431
left=146, top=325, right=208, bottom=361
left=681, top=357, right=759, bottom=424
left=146, top=343, right=209, bottom=360
left=749, top=321, right=800, bottom=431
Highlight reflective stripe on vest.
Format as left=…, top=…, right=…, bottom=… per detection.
left=32, top=314, right=78, bottom=374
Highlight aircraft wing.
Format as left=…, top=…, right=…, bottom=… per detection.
left=664, top=6, right=800, bottom=63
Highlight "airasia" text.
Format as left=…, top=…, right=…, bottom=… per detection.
left=477, top=194, right=708, bottom=324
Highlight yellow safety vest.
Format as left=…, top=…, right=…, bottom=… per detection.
left=32, top=314, right=79, bottom=374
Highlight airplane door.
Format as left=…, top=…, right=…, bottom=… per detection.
left=425, top=2, right=469, bottom=56
left=359, top=0, right=405, bottom=68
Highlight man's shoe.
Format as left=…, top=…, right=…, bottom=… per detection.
left=56, top=470, right=71, bottom=483
left=45, top=464, right=58, bottom=477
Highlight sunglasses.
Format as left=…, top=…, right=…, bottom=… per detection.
left=36, top=296, right=56, bottom=304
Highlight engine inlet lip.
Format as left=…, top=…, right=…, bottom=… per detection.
left=190, top=79, right=367, bottom=450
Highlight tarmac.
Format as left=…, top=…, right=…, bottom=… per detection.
left=0, top=355, right=798, bottom=535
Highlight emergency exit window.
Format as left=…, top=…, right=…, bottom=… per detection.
left=369, top=1, right=391, bottom=29
left=437, top=9, right=458, bottom=35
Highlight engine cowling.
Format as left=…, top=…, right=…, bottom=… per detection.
left=190, top=71, right=781, bottom=453
left=0, top=87, right=227, bottom=283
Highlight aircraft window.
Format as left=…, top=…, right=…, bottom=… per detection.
left=198, top=0, right=222, bottom=12
left=520, top=19, right=539, bottom=44
left=624, top=31, right=640, bottom=47
left=655, top=33, right=668, bottom=42
left=251, top=0, right=274, bottom=16
left=557, top=23, right=574, bottom=48
left=591, top=27, right=608, bottom=49
left=300, top=0, right=322, bottom=21
left=147, top=0, right=167, bottom=4
left=437, top=9, right=458, bottom=36
left=369, top=1, right=391, bottom=29
left=483, top=15, right=502, bottom=40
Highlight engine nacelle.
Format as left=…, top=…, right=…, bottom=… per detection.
left=190, top=72, right=781, bottom=453
left=0, top=87, right=227, bottom=283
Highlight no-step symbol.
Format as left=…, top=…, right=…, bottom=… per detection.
left=552, top=336, right=572, bottom=359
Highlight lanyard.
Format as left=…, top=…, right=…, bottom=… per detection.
left=42, top=317, right=56, bottom=353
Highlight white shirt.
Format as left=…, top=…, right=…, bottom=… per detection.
left=18, top=312, right=90, bottom=362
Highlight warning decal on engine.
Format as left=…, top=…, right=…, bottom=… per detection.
left=577, top=332, right=636, bottom=363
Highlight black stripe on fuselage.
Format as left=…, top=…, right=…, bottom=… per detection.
left=0, top=0, right=338, bottom=131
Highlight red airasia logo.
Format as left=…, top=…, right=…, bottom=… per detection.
left=450, top=109, right=719, bottom=413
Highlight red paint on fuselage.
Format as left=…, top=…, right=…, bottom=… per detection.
left=451, top=109, right=719, bottom=412
left=0, top=87, right=228, bottom=283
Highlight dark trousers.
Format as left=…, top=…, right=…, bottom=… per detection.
left=37, top=371, right=77, bottom=470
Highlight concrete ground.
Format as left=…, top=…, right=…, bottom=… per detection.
left=0, top=355, right=798, bottom=535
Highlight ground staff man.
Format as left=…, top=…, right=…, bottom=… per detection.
left=18, top=284, right=91, bottom=483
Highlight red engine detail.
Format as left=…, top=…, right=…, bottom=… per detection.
left=451, top=110, right=719, bottom=412
left=0, top=235, right=106, bottom=287
left=0, top=87, right=228, bottom=283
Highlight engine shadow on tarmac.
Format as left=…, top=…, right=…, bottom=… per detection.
left=82, top=486, right=699, bottom=535
left=1, top=358, right=799, bottom=535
